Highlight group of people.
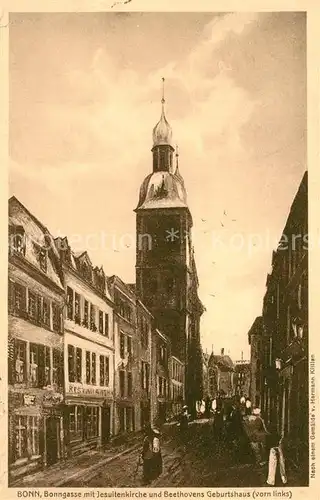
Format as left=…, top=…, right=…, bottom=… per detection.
left=226, top=402, right=287, bottom=486
left=138, top=402, right=287, bottom=487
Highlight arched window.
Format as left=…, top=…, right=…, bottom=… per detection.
left=10, top=225, right=26, bottom=256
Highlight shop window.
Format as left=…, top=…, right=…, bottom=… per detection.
left=14, top=415, right=28, bottom=460
left=13, top=415, right=39, bottom=462
left=86, top=407, right=99, bottom=439
left=99, top=310, right=104, bottom=334
left=14, top=339, right=27, bottom=383
left=69, top=406, right=84, bottom=442
left=100, top=356, right=109, bottom=387
left=74, top=293, right=81, bottom=325
left=67, top=287, right=74, bottom=320
left=30, top=416, right=39, bottom=456
left=104, top=313, right=109, bottom=337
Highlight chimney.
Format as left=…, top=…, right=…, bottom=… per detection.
left=221, top=348, right=224, bottom=356
left=241, top=350, right=243, bottom=361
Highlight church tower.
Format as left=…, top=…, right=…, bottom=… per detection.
left=135, top=80, right=204, bottom=401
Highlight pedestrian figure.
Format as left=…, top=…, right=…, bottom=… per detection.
left=245, top=397, right=252, bottom=416
left=243, top=408, right=268, bottom=466
left=266, top=426, right=287, bottom=486
left=178, top=405, right=189, bottom=446
left=141, top=426, right=163, bottom=484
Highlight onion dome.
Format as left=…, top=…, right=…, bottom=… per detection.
left=152, top=105, right=173, bottom=147
left=152, top=77, right=173, bottom=148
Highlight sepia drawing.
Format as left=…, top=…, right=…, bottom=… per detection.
left=8, top=11, right=308, bottom=488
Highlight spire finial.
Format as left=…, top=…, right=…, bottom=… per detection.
left=161, top=77, right=165, bottom=105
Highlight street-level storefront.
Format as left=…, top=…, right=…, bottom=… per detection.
left=8, top=389, right=64, bottom=483
left=115, top=401, right=135, bottom=435
left=64, top=385, right=113, bottom=456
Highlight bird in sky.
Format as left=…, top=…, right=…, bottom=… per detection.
left=220, top=222, right=224, bottom=227
left=209, top=294, right=216, bottom=298
left=113, top=249, right=120, bottom=253
left=201, top=218, right=207, bottom=222
left=223, top=210, right=227, bottom=216
left=232, top=219, right=237, bottom=222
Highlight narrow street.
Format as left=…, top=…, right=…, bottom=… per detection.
left=61, top=429, right=272, bottom=488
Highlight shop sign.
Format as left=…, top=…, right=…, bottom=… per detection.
left=24, top=395, right=36, bottom=406
left=67, top=383, right=110, bottom=398
left=43, top=392, right=64, bottom=405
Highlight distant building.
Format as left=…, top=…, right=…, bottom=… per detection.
left=233, top=361, right=251, bottom=399
left=248, top=316, right=263, bottom=408
left=202, top=351, right=210, bottom=400
left=56, top=240, right=115, bottom=456
left=208, top=349, right=235, bottom=399
left=8, top=197, right=65, bottom=480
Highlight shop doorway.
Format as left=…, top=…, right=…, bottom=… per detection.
left=101, top=406, right=111, bottom=445
left=46, top=417, right=59, bottom=466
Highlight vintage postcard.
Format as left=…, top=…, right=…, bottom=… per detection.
left=1, top=0, right=319, bottom=498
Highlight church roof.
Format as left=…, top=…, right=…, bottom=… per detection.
left=136, top=171, right=188, bottom=210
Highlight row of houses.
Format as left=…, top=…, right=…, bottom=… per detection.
left=8, top=196, right=185, bottom=482
left=248, top=171, right=308, bottom=479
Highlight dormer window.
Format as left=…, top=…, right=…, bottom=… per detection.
left=82, top=261, right=92, bottom=282
left=39, top=247, right=48, bottom=273
left=10, top=225, right=26, bottom=256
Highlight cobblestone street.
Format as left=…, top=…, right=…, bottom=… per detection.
left=15, top=423, right=305, bottom=488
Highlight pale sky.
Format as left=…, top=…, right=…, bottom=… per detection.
left=9, top=12, right=306, bottom=360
